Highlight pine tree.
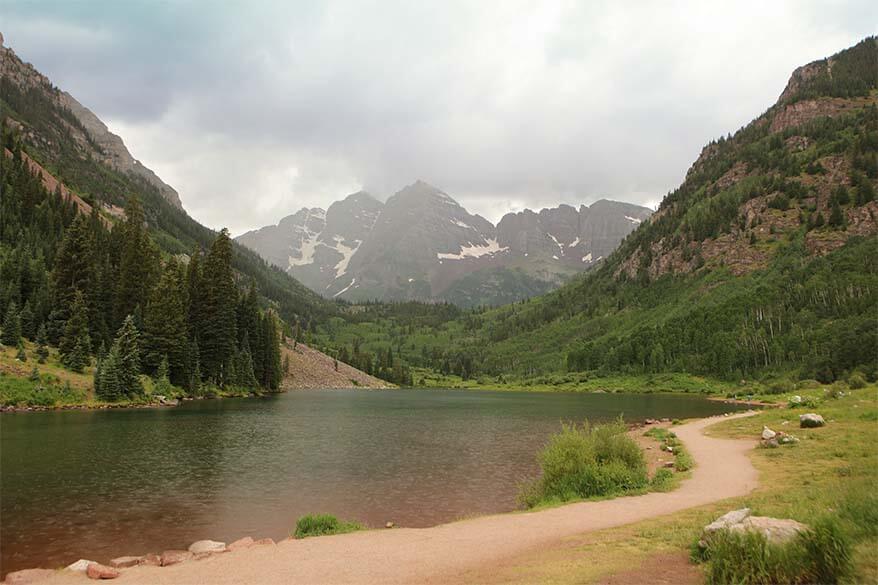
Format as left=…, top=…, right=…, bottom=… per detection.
left=154, top=355, right=173, bottom=395
left=97, top=345, right=122, bottom=401
left=1, top=301, right=21, bottom=346
left=16, top=339, right=27, bottom=362
left=829, top=199, right=846, bottom=227
left=35, top=324, right=49, bottom=364
left=113, top=198, right=161, bottom=331
left=114, top=315, right=143, bottom=398
left=199, top=229, right=237, bottom=385
left=19, top=301, right=35, bottom=340
left=59, top=291, right=91, bottom=372
left=52, top=215, right=96, bottom=324
left=143, top=260, right=188, bottom=385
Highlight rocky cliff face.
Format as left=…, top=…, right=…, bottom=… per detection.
left=0, top=34, right=183, bottom=210
left=238, top=180, right=652, bottom=306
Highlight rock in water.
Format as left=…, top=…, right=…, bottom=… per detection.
left=761, top=426, right=776, bottom=440
left=86, top=562, right=120, bottom=579
left=799, top=413, right=826, bottom=428
left=160, top=550, right=193, bottom=566
left=188, top=540, right=227, bottom=555
left=109, top=556, right=144, bottom=568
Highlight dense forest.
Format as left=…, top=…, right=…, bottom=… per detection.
left=0, top=127, right=283, bottom=398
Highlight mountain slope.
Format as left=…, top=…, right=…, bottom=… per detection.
left=0, top=36, right=334, bottom=328
left=238, top=180, right=651, bottom=306
left=317, top=37, right=878, bottom=384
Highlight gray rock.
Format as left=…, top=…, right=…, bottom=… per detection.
left=799, top=413, right=826, bottom=428
left=109, top=556, right=144, bottom=568
left=789, top=395, right=802, bottom=404
left=188, top=540, right=226, bottom=555
left=66, top=559, right=95, bottom=572
left=730, top=516, right=808, bottom=544
left=761, top=426, right=776, bottom=440
left=703, top=508, right=751, bottom=539
left=160, top=550, right=193, bottom=566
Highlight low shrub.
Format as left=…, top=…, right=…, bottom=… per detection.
left=521, top=419, right=648, bottom=507
left=293, top=514, right=363, bottom=539
left=700, top=517, right=852, bottom=585
left=649, top=468, right=675, bottom=492
left=846, top=373, right=867, bottom=389
left=767, top=380, right=795, bottom=395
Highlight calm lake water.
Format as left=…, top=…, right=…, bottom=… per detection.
left=1, top=388, right=748, bottom=575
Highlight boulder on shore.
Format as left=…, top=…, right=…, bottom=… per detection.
left=188, top=540, right=227, bottom=555
left=109, top=556, right=144, bottom=568
left=86, top=562, right=120, bottom=579
left=160, top=550, right=193, bottom=566
left=799, top=413, right=826, bottom=428
left=701, top=509, right=808, bottom=548
left=228, top=536, right=255, bottom=551
left=66, top=559, right=95, bottom=572
left=761, top=426, right=776, bottom=440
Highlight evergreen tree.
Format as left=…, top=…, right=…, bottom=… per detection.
left=19, top=301, right=35, bottom=340
left=829, top=199, right=846, bottom=227
left=199, top=229, right=237, bottom=385
left=35, top=324, right=49, bottom=363
left=51, top=215, right=95, bottom=324
left=154, top=355, right=173, bottom=395
left=1, top=301, right=21, bottom=346
left=16, top=339, right=27, bottom=362
left=59, top=291, right=91, bottom=372
left=114, top=315, right=143, bottom=398
left=97, top=345, right=122, bottom=401
left=143, top=260, right=188, bottom=385
left=114, top=198, right=160, bottom=326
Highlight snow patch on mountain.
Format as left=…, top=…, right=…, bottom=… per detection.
left=333, top=238, right=362, bottom=278
left=582, top=252, right=593, bottom=262
left=334, top=278, right=357, bottom=298
left=625, top=215, right=642, bottom=224
left=437, top=239, right=508, bottom=260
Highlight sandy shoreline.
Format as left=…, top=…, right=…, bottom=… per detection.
left=26, top=411, right=759, bottom=585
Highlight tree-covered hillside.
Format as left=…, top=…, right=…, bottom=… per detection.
left=315, top=38, right=878, bottom=385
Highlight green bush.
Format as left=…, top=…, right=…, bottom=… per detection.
left=649, top=468, right=675, bottom=492
left=701, top=517, right=852, bottom=585
left=846, top=373, right=867, bottom=389
left=521, top=419, right=648, bottom=507
left=293, top=514, right=363, bottom=539
left=767, top=380, right=795, bottom=395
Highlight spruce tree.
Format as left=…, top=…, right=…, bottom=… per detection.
left=16, top=339, right=27, bottom=362
left=1, top=301, right=21, bottom=346
left=114, top=198, right=160, bottom=327
left=52, top=215, right=96, bottom=324
left=97, top=345, right=122, bottom=401
left=143, top=260, right=188, bottom=385
left=154, top=355, right=173, bottom=395
left=35, top=324, right=49, bottom=363
left=60, top=291, right=91, bottom=372
left=19, top=302, right=35, bottom=340
left=199, top=229, right=237, bottom=385
left=114, top=315, right=143, bottom=398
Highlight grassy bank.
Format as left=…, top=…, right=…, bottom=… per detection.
left=0, top=340, right=273, bottom=409
left=471, top=384, right=878, bottom=584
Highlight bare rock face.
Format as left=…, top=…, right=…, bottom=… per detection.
left=238, top=181, right=651, bottom=306
left=0, top=41, right=183, bottom=211
left=85, top=562, right=120, bottom=579
left=160, top=550, right=193, bottom=566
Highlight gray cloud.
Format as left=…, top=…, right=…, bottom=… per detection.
left=3, top=0, right=877, bottom=234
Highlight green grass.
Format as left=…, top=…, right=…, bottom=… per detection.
left=699, top=516, right=853, bottom=584
left=292, top=514, right=363, bottom=539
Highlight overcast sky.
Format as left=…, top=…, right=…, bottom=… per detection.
left=3, top=1, right=876, bottom=235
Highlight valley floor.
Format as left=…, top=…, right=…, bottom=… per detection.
left=36, top=412, right=760, bottom=585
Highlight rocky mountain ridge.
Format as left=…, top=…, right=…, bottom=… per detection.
left=237, top=180, right=651, bottom=305
left=0, top=33, right=183, bottom=209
